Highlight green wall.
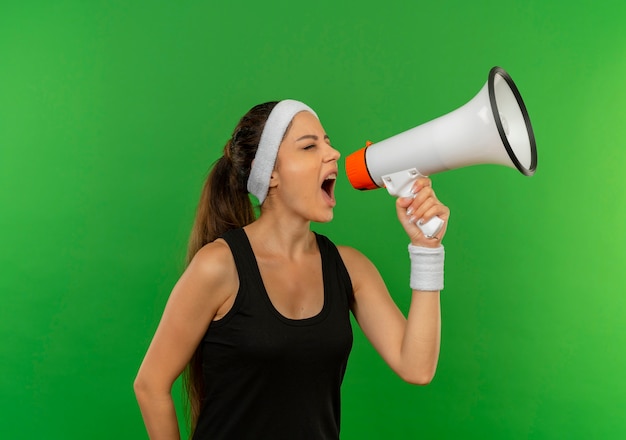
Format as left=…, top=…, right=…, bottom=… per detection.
left=2, top=0, right=625, bottom=438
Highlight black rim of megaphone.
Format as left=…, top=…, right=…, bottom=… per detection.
left=488, top=66, right=537, bottom=176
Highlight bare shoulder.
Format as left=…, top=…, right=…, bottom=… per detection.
left=171, top=238, right=238, bottom=314
left=336, top=245, right=382, bottom=285
left=337, top=245, right=375, bottom=268
left=188, top=238, right=236, bottom=280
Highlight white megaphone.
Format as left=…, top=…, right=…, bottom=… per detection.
left=345, top=66, right=537, bottom=238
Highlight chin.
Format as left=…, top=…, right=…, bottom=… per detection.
left=311, top=211, right=334, bottom=224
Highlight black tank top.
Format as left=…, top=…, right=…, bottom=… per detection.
left=192, top=228, right=354, bottom=440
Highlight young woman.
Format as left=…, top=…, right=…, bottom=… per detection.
left=134, top=100, right=450, bottom=439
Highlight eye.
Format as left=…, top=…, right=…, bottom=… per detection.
left=303, top=144, right=316, bottom=150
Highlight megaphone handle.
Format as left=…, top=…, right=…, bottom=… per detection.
left=415, top=215, right=445, bottom=239
left=382, top=168, right=445, bottom=238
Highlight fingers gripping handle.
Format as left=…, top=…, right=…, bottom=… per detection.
left=382, top=168, right=445, bottom=238
left=416, top=217, right=445, bottom=239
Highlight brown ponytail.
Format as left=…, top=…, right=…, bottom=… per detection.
left=183, top=101, right=279, bottom=435
left=185, top=150, right=252, bottom=264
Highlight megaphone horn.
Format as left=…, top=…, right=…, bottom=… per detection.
left=345, top=66, right=537, bottom=237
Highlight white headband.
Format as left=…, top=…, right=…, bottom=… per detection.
left=246, top=99, right=318, bottom=204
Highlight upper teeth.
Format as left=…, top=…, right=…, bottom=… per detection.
left=325, top=173, right=337, bottom=180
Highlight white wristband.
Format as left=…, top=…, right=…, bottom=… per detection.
left=408, top=244, right=445, bottom=291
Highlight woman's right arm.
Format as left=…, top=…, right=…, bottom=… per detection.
left=133, top=240, right=238, bottom=439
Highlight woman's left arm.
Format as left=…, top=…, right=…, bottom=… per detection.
left=340, top=177, right=449, bottom=385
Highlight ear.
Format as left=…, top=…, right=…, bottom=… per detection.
left=268, top=169, right=279, bottom=188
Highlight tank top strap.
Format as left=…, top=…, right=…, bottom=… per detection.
left=314, top=232, right=355, bottom=307
left=220, top=228, right=266, bottom=297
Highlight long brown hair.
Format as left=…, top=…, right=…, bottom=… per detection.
left=183, top=101, right=278, bottom=435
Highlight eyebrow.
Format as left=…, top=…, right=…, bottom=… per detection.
left=295, top=134, right=330, bottom=142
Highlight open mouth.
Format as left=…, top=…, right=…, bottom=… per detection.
left=321, top=173, right=337, bottom=199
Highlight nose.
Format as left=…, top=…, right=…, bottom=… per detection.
left=325, top=144, right=341, bottom=162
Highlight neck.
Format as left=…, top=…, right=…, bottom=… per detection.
left=244, top=210, right=316, bottom=259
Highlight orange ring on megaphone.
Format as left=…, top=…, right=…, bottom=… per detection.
left=345, top=141, right=379, bottom=191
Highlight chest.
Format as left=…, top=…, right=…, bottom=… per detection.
left=256, top=255, right=324, bottom=320
left=203, top=231, right=354, bottom=373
